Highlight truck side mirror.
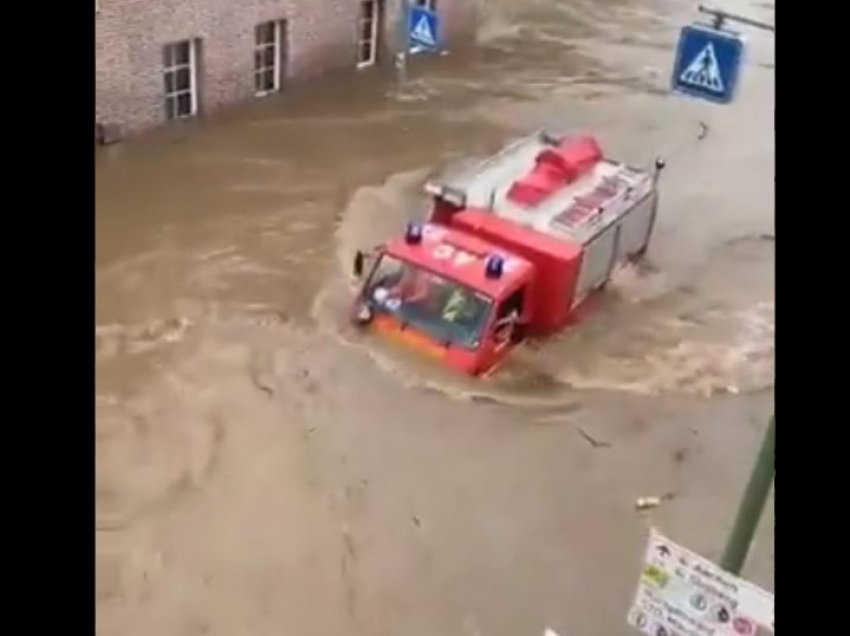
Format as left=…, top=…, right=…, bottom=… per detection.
left=353, top=250, right=365, bottom=279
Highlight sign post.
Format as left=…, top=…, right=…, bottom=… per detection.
left=396, top=2, right=440, bottom=87
left=396, top=0, right=411, bottom=86
left=720, top=415, right=775, bottom=575
left=697, top=4, right=775, bottom=32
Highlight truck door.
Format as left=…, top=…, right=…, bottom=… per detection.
left=494, top=287, right=527, bottom=343
left=479, top=286, right=527, bottom=374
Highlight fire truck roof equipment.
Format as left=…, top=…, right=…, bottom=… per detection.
left=426, top=130, right=656, bottom=248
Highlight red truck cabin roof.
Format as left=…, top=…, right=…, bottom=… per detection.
left=450, top=208, right=582, bottom=262
left=450, top=209, right=584, bottom=334
left=384, top=223, right=533, bottom=300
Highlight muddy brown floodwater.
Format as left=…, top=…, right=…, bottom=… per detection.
left=96, top=0, right=774, bottom=635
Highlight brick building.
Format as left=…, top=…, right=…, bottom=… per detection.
left=95, top=0, right=476, bottom=140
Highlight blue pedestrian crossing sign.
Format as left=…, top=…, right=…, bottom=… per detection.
left=409, top=6, right=440, bottom=52
left=671, top=25, right=745, bottom=104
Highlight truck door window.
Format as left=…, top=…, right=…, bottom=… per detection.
left=497, top=288, right=525, bottom=321
left=493, top=287, right=526, bottom=344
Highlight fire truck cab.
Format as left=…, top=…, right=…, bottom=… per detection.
left=351, top=129, right=664, bottom=376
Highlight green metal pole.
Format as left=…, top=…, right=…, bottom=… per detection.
left=720, top=415, right=775, bottom=575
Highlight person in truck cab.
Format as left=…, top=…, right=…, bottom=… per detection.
left=441, top=287, right=475, bottom=323
left=392, top=266, right=431, bottom=306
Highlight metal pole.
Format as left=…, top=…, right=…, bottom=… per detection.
left=698, top=5, right=775, bottom=32
left=720, top=415, right=775, bottom=575
left=396, top=0, right=411, bottom=85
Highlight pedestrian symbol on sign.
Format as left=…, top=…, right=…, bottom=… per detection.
left=411, top=15, right=436, bottom=47
left=679, top=43, right=725, bottom=93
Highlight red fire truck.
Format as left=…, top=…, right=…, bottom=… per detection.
left=350, top=130, right=665, bottom=376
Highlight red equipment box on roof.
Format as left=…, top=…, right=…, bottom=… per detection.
left=507, top=135, right=603, bottom=207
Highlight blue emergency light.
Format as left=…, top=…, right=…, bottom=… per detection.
left=405, top=222, right=423, bottom=245
left=485, top=254, right=505, bottom=279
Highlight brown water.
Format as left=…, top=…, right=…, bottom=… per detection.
left=96, top=1, right=774, bottom=634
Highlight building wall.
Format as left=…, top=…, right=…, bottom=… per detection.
left=96, top=0, right=477, bottom=137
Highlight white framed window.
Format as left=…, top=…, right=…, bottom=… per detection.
left=357, top=0, right=379, bottom=69
left=414, top=0, right=437, bottom=11
left=163, top=39, right=199, bottom=120
left=255, top=20, right=286, bottom=96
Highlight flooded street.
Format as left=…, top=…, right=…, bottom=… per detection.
left=96, top=1, right=774, bottom=634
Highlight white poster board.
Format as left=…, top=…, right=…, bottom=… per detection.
left=628, top=529, right=774, bottom=636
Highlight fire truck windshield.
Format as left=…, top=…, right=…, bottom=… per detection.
left=363, top=254, right=493, bottom=349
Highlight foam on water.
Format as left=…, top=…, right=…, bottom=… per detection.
left=531, top=302, right=775, bottom=397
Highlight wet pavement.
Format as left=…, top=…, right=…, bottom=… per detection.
left=96, top=1, right=774, bottom=634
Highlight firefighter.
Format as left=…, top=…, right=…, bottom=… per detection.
left=442, top=287, right=477, bottom=324
left=396, top=266, right=429, bottom=303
